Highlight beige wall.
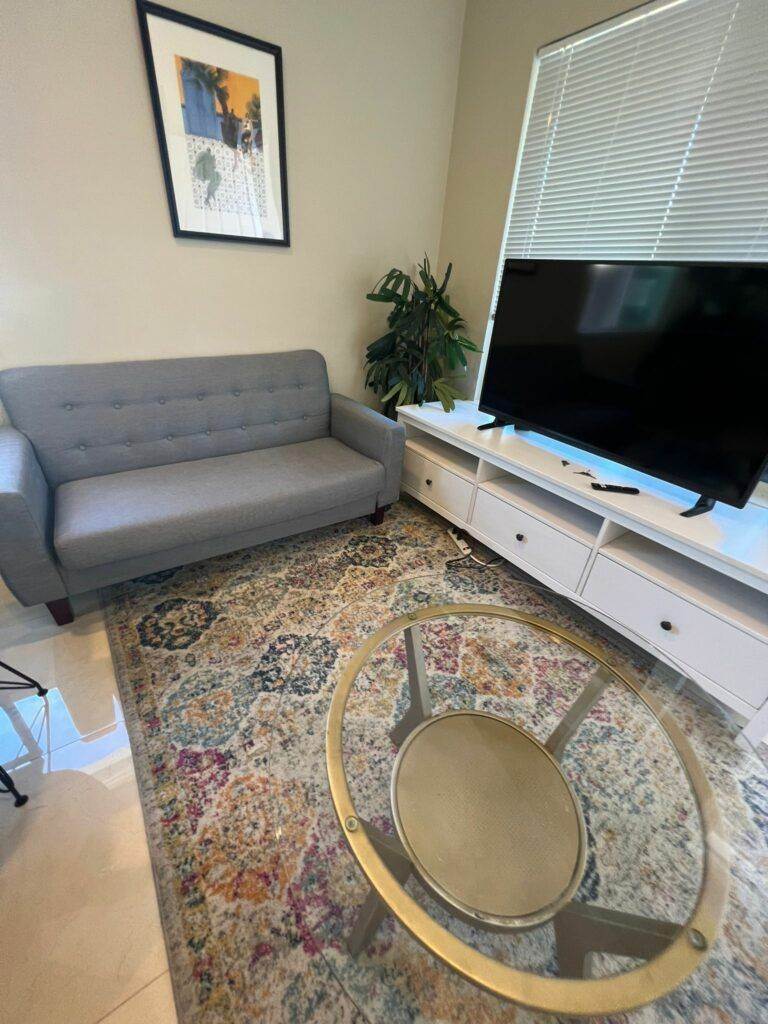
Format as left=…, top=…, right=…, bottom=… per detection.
left=437, top=0, right=639, bottom=393
left=0, top=0, right=465, bottom=406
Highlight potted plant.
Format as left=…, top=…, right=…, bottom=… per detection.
left=364, top=256, right=479, bottom=417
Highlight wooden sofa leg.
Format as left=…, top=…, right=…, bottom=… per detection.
left=46, top=598, right=74, bottom=626
left=370, top=507, right=386, bottom=525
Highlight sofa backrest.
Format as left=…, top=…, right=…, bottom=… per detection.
left=0, top=350, right=330, bottom=487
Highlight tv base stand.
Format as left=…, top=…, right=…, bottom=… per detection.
left=477, top=417, right=526, bottom=432
left=681, top=495, right=716, bottom=518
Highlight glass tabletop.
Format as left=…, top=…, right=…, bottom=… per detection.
left=269, top=568, right=732, bottom=1020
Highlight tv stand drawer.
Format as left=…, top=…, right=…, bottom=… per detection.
left=583, top=554, right=768, bottom=708
left=403, top=447, right=473, bottom=520
left=471, top=488, right=591, bottom=591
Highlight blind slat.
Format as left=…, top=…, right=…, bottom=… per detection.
left=521, top=83, right=766, bottom=163
left=545, top=2, right=737, bottom=67
left=513, top=158, right=768, bottom=198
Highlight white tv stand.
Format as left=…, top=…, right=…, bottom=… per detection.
left=397, top=401, right=768, bottom=749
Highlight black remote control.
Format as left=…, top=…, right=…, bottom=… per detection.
left=591, top=483, right=640, bottom=495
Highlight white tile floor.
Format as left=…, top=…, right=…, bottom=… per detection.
left=0, top=583, right=178, bottom=1024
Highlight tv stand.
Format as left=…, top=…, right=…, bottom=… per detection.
left=680, top=495, right=716, bottom=518
left=477, top=416, right=512, bottom=431
left=398, top=400, right=768, bottom=749
left=477, top=417, right=528, bottom=432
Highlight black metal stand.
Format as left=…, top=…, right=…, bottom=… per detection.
left=0, top=660, right=48, bottom=697
left=0, top=764, right=28, bottom=807
left=0, top=660, right=48, bottom=809
left=477, top=417, right=515, bottom=431
left=680, top=495, right=716, bottom=518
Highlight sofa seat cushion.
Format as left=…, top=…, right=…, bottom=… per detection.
left=54, top=438, right=384, bottom=571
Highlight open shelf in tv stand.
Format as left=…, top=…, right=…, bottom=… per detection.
left=398, top=400, right=768, bottom=749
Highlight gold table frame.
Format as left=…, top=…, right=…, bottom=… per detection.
left=325, top=603, right=730, bottom=1018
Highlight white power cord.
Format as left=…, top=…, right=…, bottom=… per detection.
left=446, top=527, right=503, bottom=567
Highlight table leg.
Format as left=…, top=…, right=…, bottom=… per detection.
left=347, top=820, right=412, bottom=957
left=545, top=666, right=613, bottom=760
left=0, top=659, right=49, bottom=697
left=0, top=764, right=29, bottom=808
left=390, top=624, right=432, bottom=747
left=554, top=901, right=681, bottom=978
left=0, top=663, right=47, bottom=806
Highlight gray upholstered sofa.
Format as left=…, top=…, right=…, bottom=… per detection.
left=0, top=350, right=404, bottom=624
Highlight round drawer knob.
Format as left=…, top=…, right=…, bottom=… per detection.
left=425, top=478, right=432, bottom=486
left=660, top=620, right=673, bottom=632
left=515, top=532, right=525, bottom=542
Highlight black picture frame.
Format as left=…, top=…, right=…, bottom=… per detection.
left=136, top=0, right=290, bottom=246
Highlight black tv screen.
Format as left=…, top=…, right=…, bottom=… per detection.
left=479, top=259, right=768, bottom=508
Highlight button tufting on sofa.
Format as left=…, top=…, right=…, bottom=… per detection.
left=65, top=403, right=73, bottom=410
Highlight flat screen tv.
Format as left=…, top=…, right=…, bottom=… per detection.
left=479, top=259, right=768, bottom=509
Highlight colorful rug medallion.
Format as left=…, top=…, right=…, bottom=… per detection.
left=103, top=499, right=768, bottom=1023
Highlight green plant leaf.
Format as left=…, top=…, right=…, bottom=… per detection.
left=381, top=381, right=403, bottom=403
left=437, top=262, right=452, bottom=295
left=365, top=331, right=396, bottom=356
left=432, top=379, right=455, bottom=412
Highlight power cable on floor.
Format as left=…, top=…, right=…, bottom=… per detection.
left=445, top=527, right=504, bottom=568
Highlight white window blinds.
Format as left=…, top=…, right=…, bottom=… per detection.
left=497, top=0, right=768, bottom=285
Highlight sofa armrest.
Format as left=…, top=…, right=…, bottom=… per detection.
left=0, top=426, right=67, bottom=606
left=330, top=394, right=405, bottom=507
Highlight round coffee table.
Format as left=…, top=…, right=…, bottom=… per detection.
left=272, top=572, right=736, bottom=1021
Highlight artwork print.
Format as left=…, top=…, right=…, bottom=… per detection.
left=137, top=1, right=289, bottom=246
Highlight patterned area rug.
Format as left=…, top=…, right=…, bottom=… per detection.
left=102, top=499, right=768, bottom=1023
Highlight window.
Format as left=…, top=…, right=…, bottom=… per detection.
left=480, top=0, right=768, bottom=376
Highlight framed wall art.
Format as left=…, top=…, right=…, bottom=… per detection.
left=136, top=0, right=289, bottom=245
